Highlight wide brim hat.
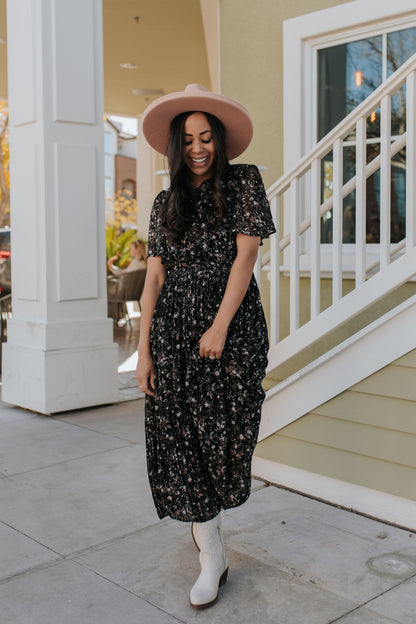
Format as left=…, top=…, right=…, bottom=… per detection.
left=141, top=84, right=253, bottom=161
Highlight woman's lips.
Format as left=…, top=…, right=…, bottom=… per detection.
left=191, top=156, right=209, bottom=165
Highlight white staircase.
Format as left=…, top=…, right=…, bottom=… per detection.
left=259, top=52, right=416, bottom=439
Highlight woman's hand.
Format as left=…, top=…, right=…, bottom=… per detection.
left=136, top=351, right=156, bottom=397
left=199, top=322, right=228, bottom=360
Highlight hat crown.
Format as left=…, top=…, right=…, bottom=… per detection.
left=184, top=83, right=210, bottom=94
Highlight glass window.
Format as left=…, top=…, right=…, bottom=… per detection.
left=387, top=27, right=416, bottom=76
left=318, top=37, right=382, bottom=140
left=317, top=26, right=416, bottom=244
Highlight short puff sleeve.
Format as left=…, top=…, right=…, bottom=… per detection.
left=147, top=190, right=168, bottom=258
left=232, top=164, right=276, bottom=243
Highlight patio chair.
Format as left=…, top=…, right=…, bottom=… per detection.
left=0, top=293, right=12, bottom=374
left=107, top=268, right=146, bottom=329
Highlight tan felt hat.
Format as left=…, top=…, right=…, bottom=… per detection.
left=141, top=84, right=253, bottom=161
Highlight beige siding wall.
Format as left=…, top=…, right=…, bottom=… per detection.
left=256, top=350, right=416, bottom=501
left=200, top=0, right=219, bottom=92
left=219, top=0, right=350, bottom=187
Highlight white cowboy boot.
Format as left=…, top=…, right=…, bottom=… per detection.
left=190, top=514, right=229, bottom=609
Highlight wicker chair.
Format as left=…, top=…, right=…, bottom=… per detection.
left=107, top=268, right=146, bottom=328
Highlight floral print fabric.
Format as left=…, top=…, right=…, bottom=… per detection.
left=145, top=164, right=275, bottom=522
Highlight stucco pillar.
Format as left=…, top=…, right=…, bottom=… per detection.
left=136, top=114, right=158, bottom=240
left=3, top=0, right=118, bottom=414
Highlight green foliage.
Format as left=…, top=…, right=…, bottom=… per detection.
left=105, top=189, right=139, bottom=268
left=106, top=227, right=137, bottom=268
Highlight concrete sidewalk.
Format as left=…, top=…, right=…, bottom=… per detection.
left=0, top=397, right=415, bottom=624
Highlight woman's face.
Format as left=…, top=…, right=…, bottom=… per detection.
left=183, top=112, right=216, bottom=186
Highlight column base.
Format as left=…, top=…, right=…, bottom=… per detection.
left=2, top=342, right=119, bottom=415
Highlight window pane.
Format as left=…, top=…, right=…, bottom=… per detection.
left=387, top=27, right=416, bottom=76
left=317, top=29, right=415, bottom=245
left=318, top=36, right=382, bottom=140
left=387, top=29, right=416, bottom=136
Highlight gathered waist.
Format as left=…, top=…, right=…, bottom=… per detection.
left=166, top=260, right=232, bottom=276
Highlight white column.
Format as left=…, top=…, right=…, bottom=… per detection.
left=3, top=0, right=118, bottom=414
left=136, top=114, right=158, bottom=240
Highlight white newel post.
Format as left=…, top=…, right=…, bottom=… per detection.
left=3, top=0, right=118, bottom=414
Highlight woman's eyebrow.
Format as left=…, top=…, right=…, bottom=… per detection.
left=184, top=129, right=213, bottom=136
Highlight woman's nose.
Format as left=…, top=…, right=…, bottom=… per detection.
left=191, top=139, right=204, bottom=153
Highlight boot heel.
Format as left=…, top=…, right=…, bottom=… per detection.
left=219, top=567, right=228, bottom=587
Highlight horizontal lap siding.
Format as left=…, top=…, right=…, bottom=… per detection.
left=256, top=350, right=416, bottom=501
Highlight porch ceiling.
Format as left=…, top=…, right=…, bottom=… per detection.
left=0, top=0, right=211, bottom=118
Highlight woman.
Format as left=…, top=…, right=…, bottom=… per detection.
left=136, top=84, right=275, bottom=609
left=107, top=239, right=147, bottom=276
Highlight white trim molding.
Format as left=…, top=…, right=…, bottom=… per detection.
left=252, top=457, right=416, bottom=532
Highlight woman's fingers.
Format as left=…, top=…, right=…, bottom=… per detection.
left=142, top=384, right=155, bottom=397
left=138, top=376, right=155, bottom=397
left=199, top=326, right=226, bottom=359
left=198, top=340, right=223, bottom=359
left=200, top=347, right=222, bottom=359
left=136, top=357, right=156, bottom=397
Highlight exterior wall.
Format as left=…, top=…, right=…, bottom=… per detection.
left=115, top=154, right=136, bottom=197
left=200, top=0, right=219, bottom=92
left=256, top=349, right=416, bottom=502
left=117, top=138, right=137, bottom=159
left=219, top=0, right=350, bottom=186
left=136, top=121, right=165, bottom=241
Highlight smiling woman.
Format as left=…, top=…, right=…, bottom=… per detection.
left=136, top=84, right=275, bottom=610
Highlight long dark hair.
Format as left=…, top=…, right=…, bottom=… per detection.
left=161, top=111, right=229, bottom=242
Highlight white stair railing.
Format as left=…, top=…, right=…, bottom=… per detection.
left=263, top=52, right=416, bottom=375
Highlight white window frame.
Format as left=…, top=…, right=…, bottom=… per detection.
left=283, top=0, right=416, bottom=277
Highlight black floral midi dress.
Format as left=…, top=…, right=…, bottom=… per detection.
left=145, top=164, right=275, bottom=523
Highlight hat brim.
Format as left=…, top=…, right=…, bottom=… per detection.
left=141, top=90, right=253, bottom=161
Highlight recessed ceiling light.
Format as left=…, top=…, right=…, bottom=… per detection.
left=132, top=89, right=165, bottom=96
left=120, top=62, right=138, bottom=70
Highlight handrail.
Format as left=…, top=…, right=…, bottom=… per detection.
left=262, top=130, right=407, bottom=268
left=275, top=133, right=406, bottom=256
left=261, top=53, right=416, bottom=269
left=261, top=51, right=416, bottom=366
